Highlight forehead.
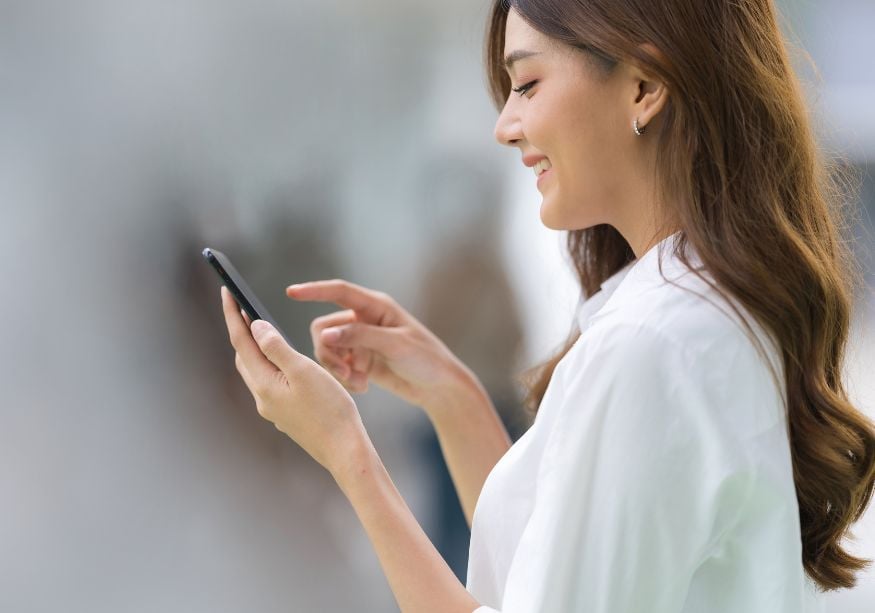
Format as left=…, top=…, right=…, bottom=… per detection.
left=504, top=8, right=546, bottom=50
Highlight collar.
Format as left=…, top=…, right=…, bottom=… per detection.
left=576, top=231, right=696, bottom=333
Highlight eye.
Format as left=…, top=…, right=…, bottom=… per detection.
left=511, top=80, right=538, bottom=97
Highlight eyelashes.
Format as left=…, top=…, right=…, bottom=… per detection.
left=511, top=80, right=538, bottom=97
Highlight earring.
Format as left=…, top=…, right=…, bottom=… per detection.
left=633, top=118, right=646, bottom=136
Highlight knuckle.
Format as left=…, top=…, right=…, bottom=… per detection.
left=375, top=290, right=399, bottom=312
left=286, top=359, right=310, bottom=379
left=333, top=325, right=349, bottom=341
left=252, top=379, right=272, bottom=399
left=228, top=329, right=246, bottom=350
left=260, top=335, right=284, bottom=355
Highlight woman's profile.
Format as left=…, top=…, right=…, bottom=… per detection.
left=219, top=0, right=875, bottom=611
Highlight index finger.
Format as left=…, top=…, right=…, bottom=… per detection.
left=285, top=279, right=391, bottom=323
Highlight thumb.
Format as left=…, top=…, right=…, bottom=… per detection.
left=321, top=322, right=400, bottom=356
left=251, top=320, right=301, bottom=372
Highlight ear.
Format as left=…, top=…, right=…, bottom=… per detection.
left=627, top=44, right=670, bottom=131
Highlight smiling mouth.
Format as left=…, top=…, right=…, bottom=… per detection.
left=533, top=158, right=553, bottom=176
left=537, top=167, right=553, bottom=187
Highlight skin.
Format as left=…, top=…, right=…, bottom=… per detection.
left=496, top=8, right=673, bottom=258
left=219, top=7, right=677, bottom=612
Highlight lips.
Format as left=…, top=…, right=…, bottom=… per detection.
left=537, top=167, right=552, bottom=186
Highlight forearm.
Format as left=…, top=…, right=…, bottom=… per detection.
left=423, top=366, right=512, bottom=528
left=332, top=440, right=481, bottom=613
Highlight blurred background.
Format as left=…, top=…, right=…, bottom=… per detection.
left=0, top=1, right=872, bottom=611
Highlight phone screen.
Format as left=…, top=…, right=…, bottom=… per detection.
left=202, top=247, right=294, bottom=348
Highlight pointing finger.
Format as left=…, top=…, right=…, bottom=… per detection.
left=286, top=279, right=394, bottom=324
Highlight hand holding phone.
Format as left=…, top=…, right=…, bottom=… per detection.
left=202, top=247, right=294, bottom=347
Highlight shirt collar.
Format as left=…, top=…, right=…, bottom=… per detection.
left=576, top=231, right=695, bottom=333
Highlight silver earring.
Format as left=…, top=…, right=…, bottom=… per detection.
left=633, top=118, right=645, bottom=136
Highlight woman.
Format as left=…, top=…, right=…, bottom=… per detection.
left=219, top=0, right=875, bottom=611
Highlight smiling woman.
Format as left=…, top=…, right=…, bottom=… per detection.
left=479, top=0, right=875, bottom=608
left=219, top=1, right=875, bottom=612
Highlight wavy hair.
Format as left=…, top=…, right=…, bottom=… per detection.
left=485, top=0, right=875, bottom=592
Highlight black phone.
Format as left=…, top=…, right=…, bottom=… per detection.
left=202, top=247, right=294, bottom=348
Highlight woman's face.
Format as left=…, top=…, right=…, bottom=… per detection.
left=495, top=9, right=638, bottom=232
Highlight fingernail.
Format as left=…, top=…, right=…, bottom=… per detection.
left=287, top=283, right=304, bottom=291
left=321, top=328, right=341, bottom=343
left=251, top=320, right=271, bottom=334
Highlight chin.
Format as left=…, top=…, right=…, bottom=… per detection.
left=539, top=199, right=563, bottom=230
left=539, top=200, right=578, bottom=231
left=540, top=200, right=599, bottom=232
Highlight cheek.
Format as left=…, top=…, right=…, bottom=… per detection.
left=542, top=95, right=626, bottom=227
left=558, top=94, right=622, bottom=183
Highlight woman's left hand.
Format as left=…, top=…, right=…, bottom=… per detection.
left=220, top=286, right=370, bottom=475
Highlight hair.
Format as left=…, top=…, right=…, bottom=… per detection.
left=485, top=0, right=875, bottom=593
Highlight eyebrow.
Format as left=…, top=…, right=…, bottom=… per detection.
left=503, top=49, right=541, bottom=71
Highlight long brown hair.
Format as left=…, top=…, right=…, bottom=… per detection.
left=485, top=0, right=875, bottom=592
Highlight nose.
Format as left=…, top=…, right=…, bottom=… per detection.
left=493, top=99, right=523, bottom=147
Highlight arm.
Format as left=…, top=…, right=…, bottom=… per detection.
left=332, top=438, right=482, bottom=613
left=422, top=363, right=512, bottom=528
left=221, top=289, right=484, bottom=613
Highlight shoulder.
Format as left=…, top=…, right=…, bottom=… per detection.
left=586, top=255, right=782, bottom=389
left=593, top=263, right=752, bottom=353
left=561, top=289, right=786, bottom=444
left=546, top=320, right=759, bottom=518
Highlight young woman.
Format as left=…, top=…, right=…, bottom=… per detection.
left=219, top=0, right=875, bottom=611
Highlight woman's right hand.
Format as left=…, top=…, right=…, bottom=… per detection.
left=286, top=279, right=480, bottom=413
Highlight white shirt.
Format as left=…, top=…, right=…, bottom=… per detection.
left=466, top=232, right=824, bottom=612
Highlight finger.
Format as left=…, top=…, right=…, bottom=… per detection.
left=286, top=279, right=393, bottom=324
left=336, top=349, right=368, bottom=393
left=345, top=369, right=369, bottom=393
left=241, top=310, right=252, bottom=327
left=311, top=309, right=357, bottom=334
left=234, top=352, right=258, bottom=396
left=310, top=310, right=357, bottom=376
left=221, top=286, right=280, bottom=392
left=250, top=319, right=304, bottom=376
left=322, top=351, right=351, bottom=380
left=349, top=347, right=373, bottom=373
left=320, top=322, right=399, bottom=355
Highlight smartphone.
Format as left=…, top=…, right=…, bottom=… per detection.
left=202, top=247, right=294, bottom=348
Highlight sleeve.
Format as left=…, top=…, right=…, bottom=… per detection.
left=489, top=321, right=755, bottom=612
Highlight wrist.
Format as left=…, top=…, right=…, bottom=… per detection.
left=329, top=431, right=382, bottom=493
left=422, top=360, right=493, bottom=425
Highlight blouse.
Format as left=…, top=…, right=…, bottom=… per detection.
left=465, top=232, right=824, bottom=612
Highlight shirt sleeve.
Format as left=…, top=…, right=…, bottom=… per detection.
left=489, top=321, right=756, bottom=612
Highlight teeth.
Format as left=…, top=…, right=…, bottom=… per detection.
left=533, top=158, right=553, bottom=176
